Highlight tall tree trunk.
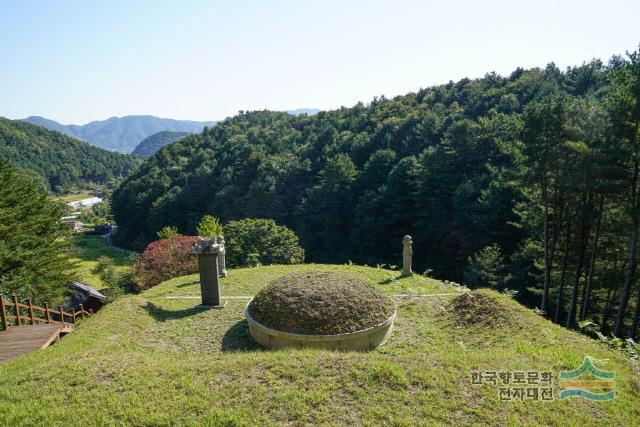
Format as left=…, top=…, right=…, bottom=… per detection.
left=540, top=189, right=563, bottom=316
left=602, top=253, right=620, bottom=334
left=614, top=124, right=640, bottom=336
left=567, top=192, right=590, bottom=329
left=631, top=285, right=640, bottom=339
left=546, top=196, right=563, bottom=312
left=581, top=194, right=604, bottom=321
left=541, top=178, right=552, bottom=314
left=602, top=284, right=614, bottom=334
left=555, top=223, right=572, bottom=323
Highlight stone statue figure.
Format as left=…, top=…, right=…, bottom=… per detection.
left=402, top=235, right=413, bottom=276
left=217, top=235, right=227, bottom=278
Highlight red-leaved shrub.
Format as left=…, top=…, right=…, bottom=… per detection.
left=133, top=236, right=198, bottom=290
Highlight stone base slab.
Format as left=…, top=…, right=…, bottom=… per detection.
left=197, top=301, right=228, bottom=309
left=245, top=302, right=396, bottom=351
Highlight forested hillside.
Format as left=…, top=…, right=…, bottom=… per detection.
left=0, top=118, right=141, bottom=193
left=22, top=115, right=216, bottom=152
left=113, top=49, right=640, bottom=338
left=132, top=131, right=191, bottom=157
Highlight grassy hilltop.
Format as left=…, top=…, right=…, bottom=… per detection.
left=0, top=264, right=638, bottom=426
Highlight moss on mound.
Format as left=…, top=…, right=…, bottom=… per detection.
left=247, top=271, right=395, bottom=335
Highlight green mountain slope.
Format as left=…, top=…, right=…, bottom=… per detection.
left=0, top=265, right=637, bottom=425
left=111, top=65, right=557, bottom=268
left=111, top=56, right=640, bottom=340
left=22, top=115, right=216, bottom=153
left=131, top=130, right=192, bottom=157
left=0, top=117, right=141, bottom=193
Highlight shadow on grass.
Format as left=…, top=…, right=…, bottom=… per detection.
left=221, top=320, right=263, bottom=352
left=378, top=274, right=409, bottom=285
left=143, top=301, right=207, bottom=321
left=142, top=302, right=262, bottom=352
left=177, top=280, right=199, bottom=288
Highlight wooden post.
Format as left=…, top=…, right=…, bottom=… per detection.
left=27, top=299, right=35, bottom=325
left=79, top=304, right=85, bottom=319
left=72, top=309, right=76, bottom=324
left=13, top=296, right=21, bottom=326
left=0, top=298, right=8, bottom=330
left=58, top=306, right=65, bottom=324
left=44, top=302, right=51, bottom=323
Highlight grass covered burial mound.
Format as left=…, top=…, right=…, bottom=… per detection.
left=447, top=289, right=519, bottom=328
left=248, top=271, right=395, bottom=335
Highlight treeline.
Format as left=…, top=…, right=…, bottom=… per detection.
left=113, top=48, right=640, bottom=338
left=0, top=118, right=141, bottom=193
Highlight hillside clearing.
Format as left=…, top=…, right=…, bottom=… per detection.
left=52, top=189, right=95, bottom=204
left=70, top=235, right=133, bottom=289
left=0, top=264, right=638, bottom=426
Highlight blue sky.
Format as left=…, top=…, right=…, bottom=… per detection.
left=1, top=0, right=638, bottom=124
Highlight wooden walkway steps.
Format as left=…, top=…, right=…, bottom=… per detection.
left=0, top=323, right=72, bottom=365
left=0, top=296, right=93, bottom=365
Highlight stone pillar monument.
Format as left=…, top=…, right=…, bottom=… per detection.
left=191, top=237, right=226, bottom=308
left=217, top=235, right=227, bottom=278
left=402, top=235, right=413, bottom=277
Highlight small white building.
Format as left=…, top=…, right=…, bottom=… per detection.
left=67, top=197, right=102, bottom=210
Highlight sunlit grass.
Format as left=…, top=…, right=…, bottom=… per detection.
left=0, top=265, right=638, bottom=425
left=69, top=235, right=133, bottom=289
left=51, top=189, right=95, bottom=204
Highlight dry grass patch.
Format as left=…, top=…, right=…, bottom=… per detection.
left=448, top=288, right=520, bottom=328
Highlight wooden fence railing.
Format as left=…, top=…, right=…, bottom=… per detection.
left=0, top=296, right=92, bottom=331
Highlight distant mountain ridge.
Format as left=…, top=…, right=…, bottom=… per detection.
left=284, top=108, right=321, bottom=116
left=0, top=117, right=140, bottom=193
left=21, top=115, right=216, bottom=153
left=132, top=131, right=192, bottom=157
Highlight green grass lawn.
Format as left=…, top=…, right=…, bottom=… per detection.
left=70, top=235, right=133, bottom=289
left=1, top=264, right=638, bottom=426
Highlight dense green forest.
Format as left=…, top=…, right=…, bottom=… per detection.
left=113, top=49, right=640, bottom=338
left=0, top=159, right=75, bottom=304
left=0, top=118, right=141, bottom=193
left=132, top=131, right=192, bottom=157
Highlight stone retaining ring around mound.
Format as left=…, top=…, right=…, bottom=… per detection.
left=244, top=301, right=397, bottom=351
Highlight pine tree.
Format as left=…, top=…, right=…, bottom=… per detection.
left=464, top=244, right=508, bottom=289
left=0, top=159, right=76, bottom=304
left=297, top=154, right=357, bottom=262
left=609, top=49, right=640, bottom=337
